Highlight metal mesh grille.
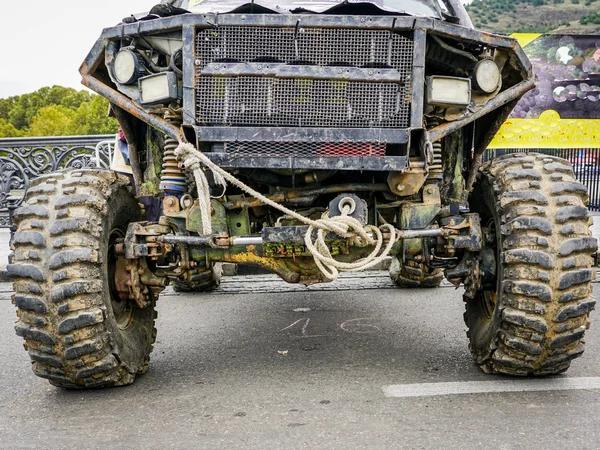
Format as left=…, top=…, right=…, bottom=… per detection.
left=196, top=27, right=413, bottom=74
left=197, top=77, right=409, bottom=127
left=220, top=141, right=386, bottom=158
left=195, top=26, right=413, bottom=128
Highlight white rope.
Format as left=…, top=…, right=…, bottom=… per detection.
left=174, top=142, right=397, bottom=281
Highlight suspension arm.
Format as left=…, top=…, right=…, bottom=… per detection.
left=158, top=226, right=450, bottom=248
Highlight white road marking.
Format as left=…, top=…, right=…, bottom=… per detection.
left=340, top=318, right=381, bottom=334
left=383, top=377, right=600, bottom=398
left=279, top=318, right=325, bottom=338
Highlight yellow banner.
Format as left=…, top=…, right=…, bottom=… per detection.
left=489, top=33, right=600, bottom=149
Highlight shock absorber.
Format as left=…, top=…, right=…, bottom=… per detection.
left=427, top=119, right=443, bottom=181
left=159, top=109, right=187, bottom=194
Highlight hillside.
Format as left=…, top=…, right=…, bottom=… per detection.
left=466, top=0, right=600, bottom=34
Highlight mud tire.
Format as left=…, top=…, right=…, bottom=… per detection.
left=465, top=153, right=597, bottom=376
left=389, top=257, right=443, bottom=288
left=9, top=169, right=156, bottom=388
left=172, top=263, right=222, bottom=292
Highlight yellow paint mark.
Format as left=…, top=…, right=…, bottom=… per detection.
left=510, top=33, right=542, bottom=48
left=489, top=110, right=600, bottom=149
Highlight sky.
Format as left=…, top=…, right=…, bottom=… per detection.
left=0, top=0, right=154, bottom=98
left=0, top=1, right=472, bottom=99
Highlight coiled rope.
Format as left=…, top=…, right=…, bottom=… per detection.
left=174, top=142, right=397, bottom=281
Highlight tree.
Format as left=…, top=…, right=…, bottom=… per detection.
left=0, top=118, right=24, bottom=138
left=28, top=105, right=76, bottom=136
left=68, top=96, right=118, bottom=135
left=0, top=86, right=119, bottom=137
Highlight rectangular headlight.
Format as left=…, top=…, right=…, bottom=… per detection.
left=426, top=76, right=471, bottom=107
left=139, top=72, right=178, bottom=105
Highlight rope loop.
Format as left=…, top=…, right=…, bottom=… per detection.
left=174, top=142, right=397, bottom=281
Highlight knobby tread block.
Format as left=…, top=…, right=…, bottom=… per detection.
left=10, top=169, right=156, bottom=389
left=466, top=153, right=597, bottom=376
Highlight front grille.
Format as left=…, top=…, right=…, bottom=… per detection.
left=197, top=77, right=409, bottom=128
left=216, top=142, right=387, bottom=158
left=195, top=26, right=414, bottom=129
left=196, top=27, right=414, bottom=73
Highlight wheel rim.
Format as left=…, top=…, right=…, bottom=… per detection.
left=108, top=229, right=134, bottom=330
left=479, top=217, right=499, bottom=321
left=482, top=291, right=496, bottom=319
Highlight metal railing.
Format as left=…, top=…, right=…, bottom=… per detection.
left=0, top=135, right=114, bottom=228
left=2, top=136, right=600, bottom=228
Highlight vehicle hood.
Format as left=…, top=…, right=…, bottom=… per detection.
left=179, top=0, right=443, bottom=17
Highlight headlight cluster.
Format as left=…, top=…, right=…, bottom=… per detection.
left=139, top=72, right=179, bottom=105
left=113, top=48, right=145, bottom=85
left=113, top=47, right=179, bottom=105
left=473, top=59, right=502, bottom=94
left=427, top=76, right=471, bottom=107
left=427, top=59, right=501, bottom=108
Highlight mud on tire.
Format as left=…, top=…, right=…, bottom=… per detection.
left=465, top=153, right=597, bottom=376
left=9, top=169, right=156, bottom=388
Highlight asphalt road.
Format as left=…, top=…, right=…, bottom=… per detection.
left=1, top=276, right=599, bottom=449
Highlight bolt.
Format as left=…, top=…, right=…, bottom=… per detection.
left=396, top=183, right=405, bottom=192
left=165, top=197, right=177, bottom=207
left=426, top=186, right=434, bottom=195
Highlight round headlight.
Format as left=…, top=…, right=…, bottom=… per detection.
left=114, top=49, right=144, bottom=85
left=473, top=59, right=501, bottom=94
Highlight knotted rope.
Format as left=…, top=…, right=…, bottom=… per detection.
left=174, top=142, right=396, bottom=281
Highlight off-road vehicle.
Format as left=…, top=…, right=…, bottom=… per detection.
left=9, top=0, right=597, bottom=388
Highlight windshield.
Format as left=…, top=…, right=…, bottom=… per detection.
left=181, top=0, right=442, bottom=17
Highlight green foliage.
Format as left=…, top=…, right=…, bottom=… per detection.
left=466, top=0, right=599, bottom=33
left=0, top=118, right=24, bottom=138
left=29, top=105, right=76, bottom=137
left=580, top=11, right=600, bottom=24
left=0, top=86, right=118, bottom=138
left=68, top=96, right=117, bottom=135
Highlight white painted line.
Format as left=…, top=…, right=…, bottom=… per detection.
left=384, top=377, right=600, bottom=398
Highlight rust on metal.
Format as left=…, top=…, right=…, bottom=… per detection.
left=387, top=169, right=426, bottom=196
left=163, top=196, right=181, bottom=214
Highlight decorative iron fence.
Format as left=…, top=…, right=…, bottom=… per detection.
left=1, top=136, right=599, bottom=228
left=0, top=135, right=114, bottom=228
